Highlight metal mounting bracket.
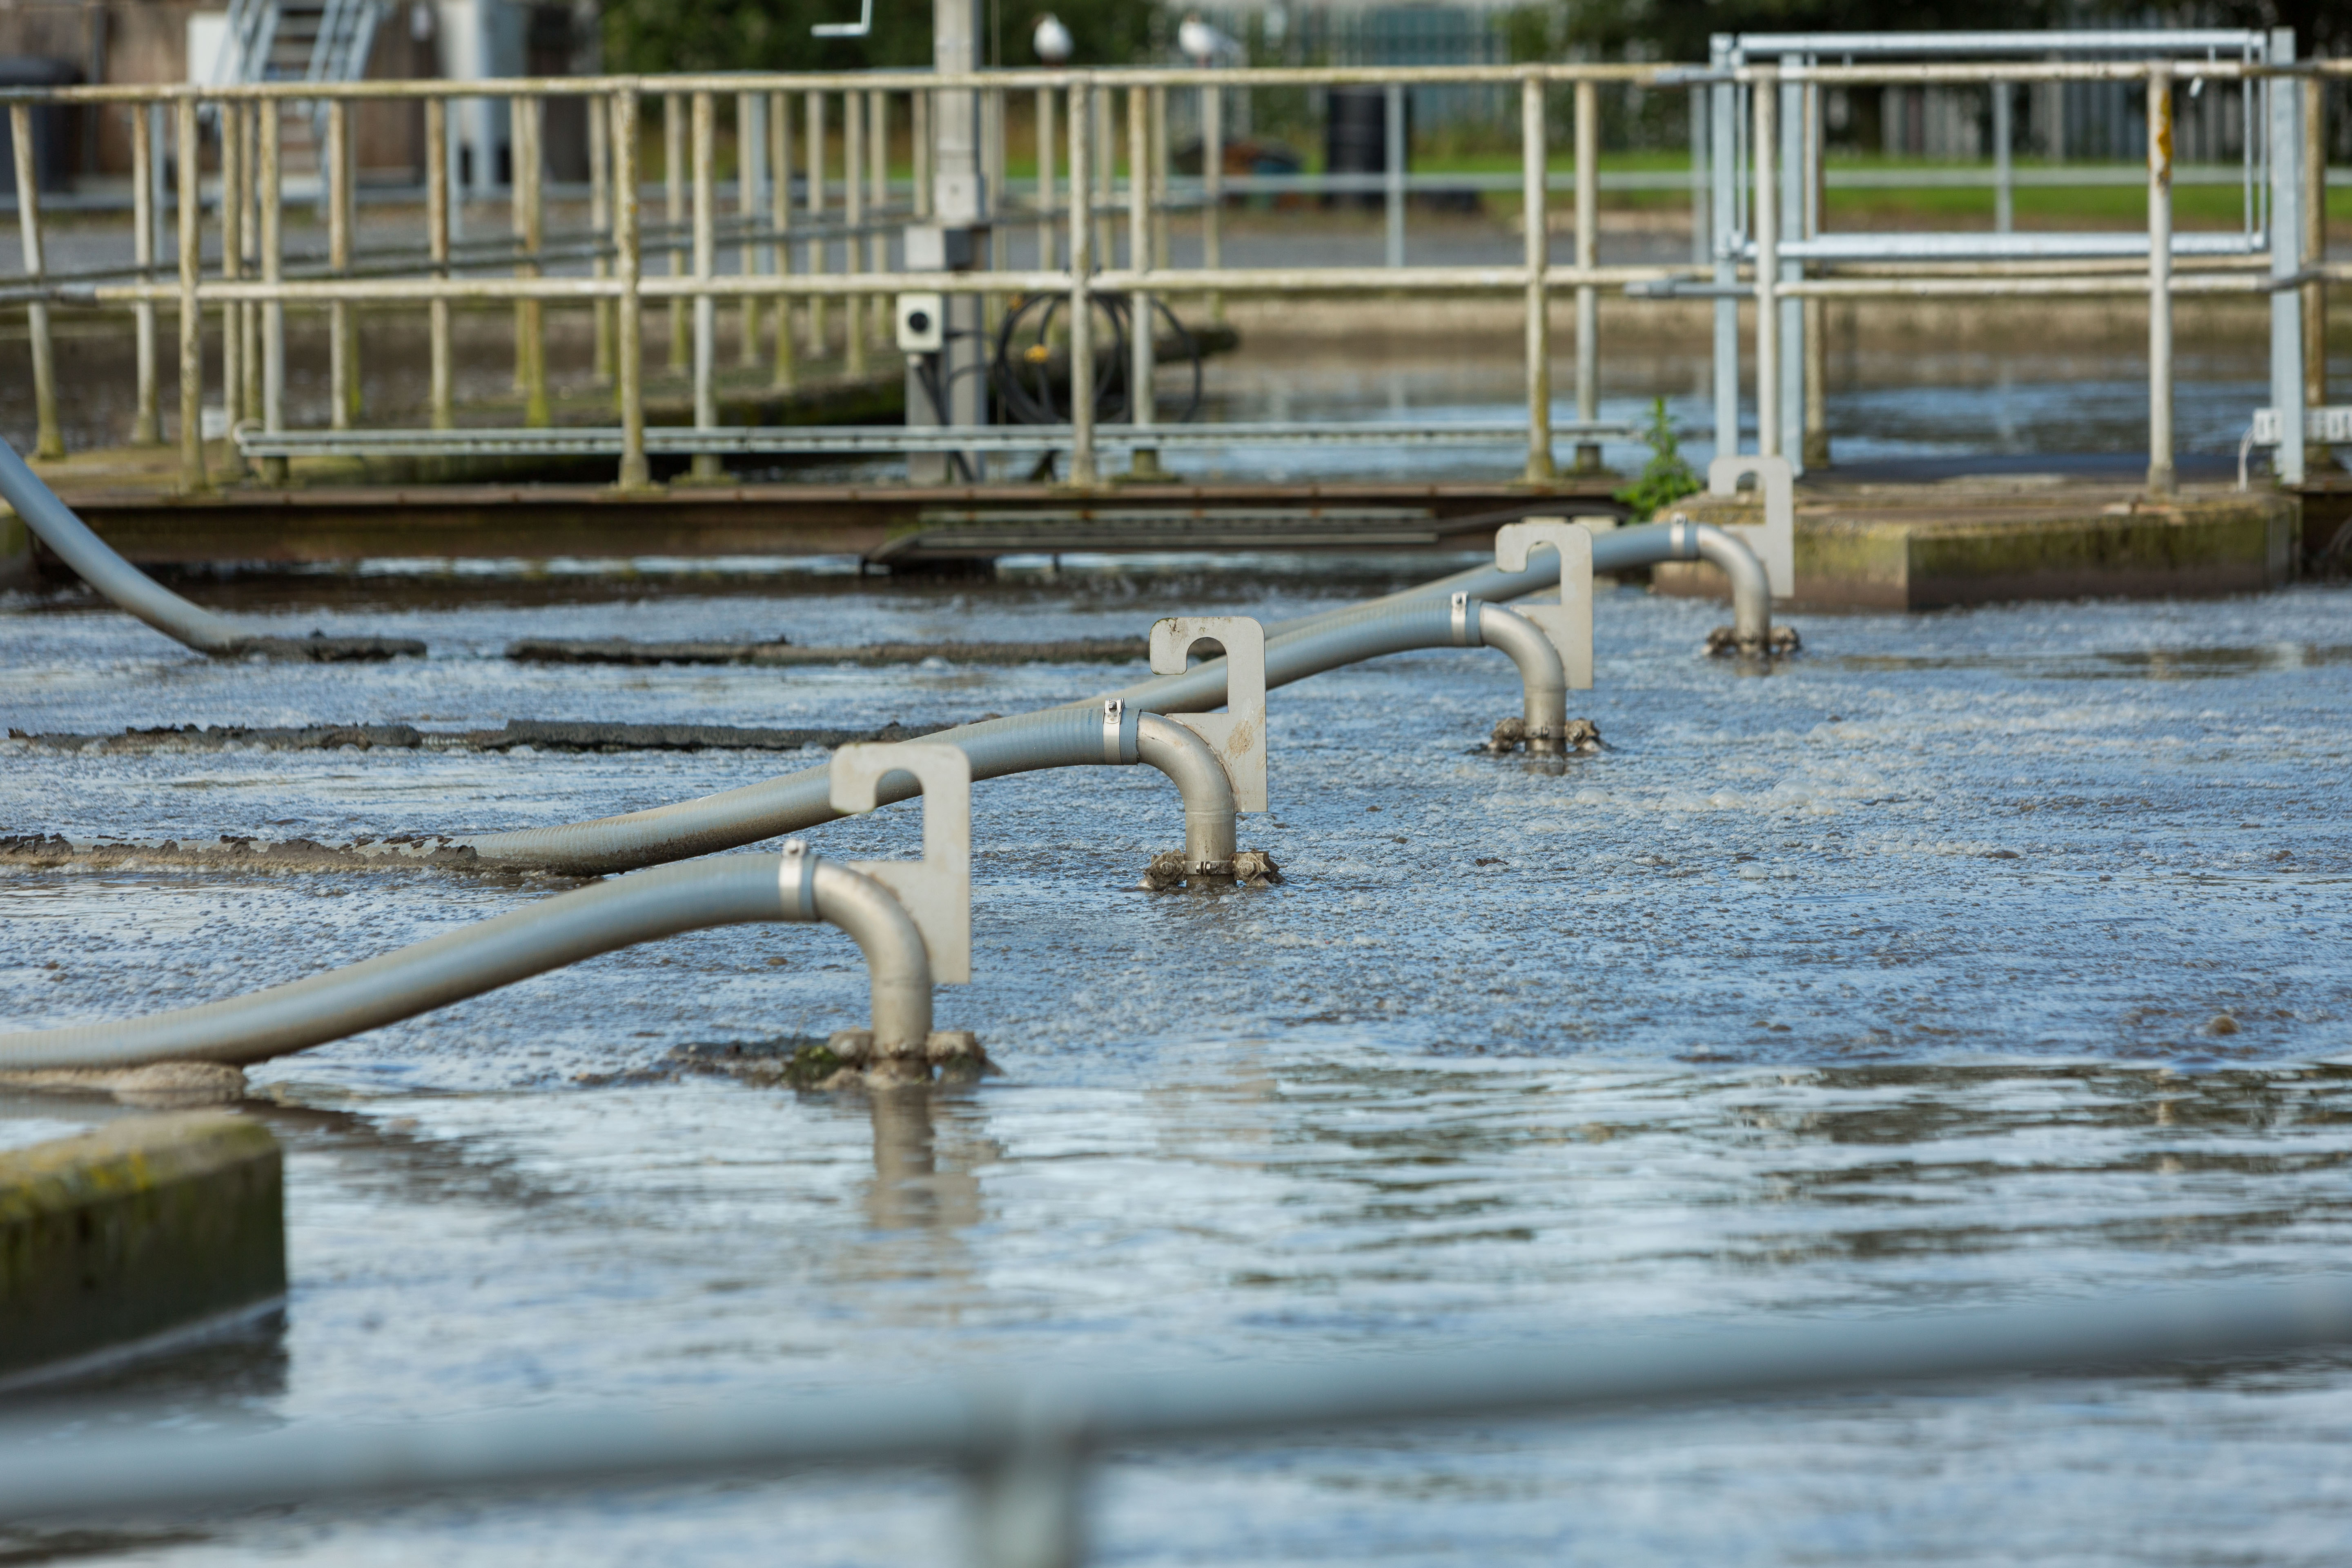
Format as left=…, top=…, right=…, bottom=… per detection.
left=1149, top=615, right=1268, bottom=813
left=1707, top=454, right=1796, bottom=600
left=1492, top=518, right=1595, bottom=690
left=829, top=742, right=972, bottom=984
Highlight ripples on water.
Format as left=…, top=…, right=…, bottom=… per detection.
left=4, top=576, right=2352, bottom=1563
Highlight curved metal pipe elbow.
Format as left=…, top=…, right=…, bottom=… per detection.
left=1472, top=604, right=1569, bottom=754
left=1136, top=714, right=1238, bottom=874
left=808, top=858, right=934, bottom=1054
left=1670, top=518, right=1773, bottom=650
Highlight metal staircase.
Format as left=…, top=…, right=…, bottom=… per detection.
left=208, top=0, right=386, bottom=166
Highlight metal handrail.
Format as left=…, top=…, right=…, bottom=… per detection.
left=3, top=1280, right=2348, bottom=1567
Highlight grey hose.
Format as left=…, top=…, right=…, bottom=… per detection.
left=440, top=597, right=1562, bottom=874
left=0, top=436, right=423, bottom=661
left=0, top=849, right=930, bottom=1069
left=1272, top=520, right=1774, bottom=650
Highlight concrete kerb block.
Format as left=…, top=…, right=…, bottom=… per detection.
left=0, top=1111, right=285, bottom=1385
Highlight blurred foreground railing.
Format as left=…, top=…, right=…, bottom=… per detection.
left=3, top=1281, right=2350, bottom=1568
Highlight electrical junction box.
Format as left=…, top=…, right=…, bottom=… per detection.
left=896, top=292, right=945, bottom=354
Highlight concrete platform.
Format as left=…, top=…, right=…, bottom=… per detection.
left=1656, top=478, right=2299, bottom=610
left=0, top=1110, right=285, bottom=1385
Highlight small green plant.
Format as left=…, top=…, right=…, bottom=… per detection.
left=1613, top=397, right=1702, bottom=518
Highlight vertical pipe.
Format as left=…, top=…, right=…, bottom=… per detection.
left=218, top=99, right=244, bottom=468
left=1993, top=79, right=2014, bottom=234
left=2146, top=62, right=2174, bottom=496
left=805, top=91, right=826, bottom=359
left=2266, top=29, right=2304, bottom=488
left=615, top=87, right=648, bottom=491
left=1753, top=68, right=1778, bottom=462
left=259, top=100, right=285, bottom=485
left=981, top=83, right=1004, bottom=341
left=130, top=104, right=160, bottom=445
left=1688, top=85, right=1707, bottom=268
left=665, top=93, right=687, bottom=375
left=427, top=97, right=452, bottom=431
left=1710, top=39, right=1739, bottom=459
left=1572, top=77, right=1599, bottom=473
left=10, top=103, right=62, bottom=460
left=1035, top=85, right=1056, bottom=270
left=739, top=91, right=762, bottom=369
left=326, top=99, right=354, bottom=432
left=1802, top=79, right=1829, bottom=470
left=844, top=88, right=866, bottom=376
left=1521, top=76, right=1553, bottom=484
left=771, top=90, right=795, bottom=389
left=1202, top=76, right=1222, bottom=319
left=1777, top=71, right=1804, bottom=470
left=175, top=94, right=206, bottom=492
left=1067, top=79, right=1095, bottom=488
left=868, top=88, right=887, bottom=295
left=590, top=90, right=612, bottom=385
left=517, top=95, right=548, bottom=428
left=1384, top=81, right=1405, bottom=269
left=691, top=91, right=719, bottom=480
left=2305, top=76, right=2328, bottom=465
left=1127, top=80, right=1159, bottom=479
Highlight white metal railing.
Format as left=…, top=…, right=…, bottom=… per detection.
left=0, top=47, right=2340, bottom=495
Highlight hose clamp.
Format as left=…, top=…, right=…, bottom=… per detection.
left=1667, top=515, right=1697, bottom=558
left=777, top=838, right=818, bottom=920
left=1102, top=697, right=1125, bottom=764
left=1450, top=591, right=1470, bottom=646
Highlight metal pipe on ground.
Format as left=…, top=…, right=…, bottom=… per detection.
left=0, top=849, right=932, bottom=1070
left=0, top=437, right=423, bottom=661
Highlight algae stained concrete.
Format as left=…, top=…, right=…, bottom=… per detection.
left=1655, top=483, right=2299, bottom=610
left=0, top=1111, right=284, bottom=1381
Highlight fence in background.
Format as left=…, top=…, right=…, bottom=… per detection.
left=0, top=38, right=2341, bottom=495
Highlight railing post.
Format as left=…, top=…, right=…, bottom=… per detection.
left=805, top=91, right=827, bottom=359
left=1992, top=78, right=2013, bottom=233
left=515, top=94, right=549, bottom=428
left=2304, top=74, right=2328, bottom=470
left=665, top=92, right=687, bottom=375
left=1035, top=85, right=1056, bottom=270
left=1801, top=77, right=1829, bottom=469
left=259, top=99, right=286, bottom=485
left=739, top=90, right=763, bottom=370
left=912, top=87, right=931, bottom=217
left=2146, top=60, right=2174, bottom=495
left=9, top=102, right=62, bottom=460
left=239, top=106, right=259, bottom=432
left=427, top=97, right=453, bottom=431
left=130, top=102, right=160, bottom=446
left=1067, top=78, right=1096, bottom=488
left=590, top=89, right=613, bottom=385
left=1753, top=66, right=1778, bottom=462
left=1201, top=74, right=1222, bottom=320
left=175, top=93, right=207, bottom=493
left=1094, top=86, right=1114, bottom=273
left=1384, top=80, right=1405, bottom=269
left=845, top=87, right=866, bottom=378
left=1777, top=65, right=1805, bottom=470
left=1520, top=74, right=1554, bottom=484
left=771, top=89, right=796, bottom=389
left=1150, top=82, right=1170, bottom=272
left=691, top=89, right=719, bottom=480
left=218, top=99, right=246, bottom=475
left=1127, top=81, right=1161, bottom=479
left=326, top=98, right=355, bottom=432
left=1709, top=35, right=1739, bottom=459
left=615, top=86, right=649, bottom=491
left=868, top=88, right=888, bottom=349
left=2265, top=28, right=2304, bottom=486
left=1572, top=76, right=1599, bottom=473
